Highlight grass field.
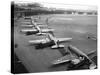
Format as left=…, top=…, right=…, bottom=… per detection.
left=13, top=14, right=97, bottom=73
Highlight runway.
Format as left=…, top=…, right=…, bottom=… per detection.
left=13, top=14, right=97, bottom=73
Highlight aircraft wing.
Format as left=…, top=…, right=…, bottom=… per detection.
left=29, top=39, right=44, bottom=45
left=21, top=25, right=34, bottom=27
left=41, top=29, right=54, bottom=32
left=57, top=38, right=72, bottom=43
left=20, top=22, right=31, bottom=24
left=20, top=29, right=37, bottom=32
left=87, top=50, right=97, bottom=65
left=87, top=50, right=97, bottom=58
left=51, top=55, right=75, bottom=65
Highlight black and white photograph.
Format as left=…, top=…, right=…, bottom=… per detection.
left=11, top=1, right=97, bottom=74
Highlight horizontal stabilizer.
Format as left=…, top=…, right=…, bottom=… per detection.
left=36, top=33, right=46, bottom=36
left=42, top=29, right=55, bottom=32
left=57, top=38, right=72, bottom=43
left=51, top=45, right=64, bottom=49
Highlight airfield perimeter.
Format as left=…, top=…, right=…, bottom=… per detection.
left=14, top=14, right=97, bottom=73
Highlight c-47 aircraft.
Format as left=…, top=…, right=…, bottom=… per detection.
left=29, top=32, right=72, bottom=49
left=21, top=21, right=48, bottom=28
left=51, top=45, right=97, bottom=70
left=20, top=20, right=54, bottom=36
left=21, top=24, right=47, bottom=28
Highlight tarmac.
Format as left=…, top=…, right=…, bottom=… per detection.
left=13, top=14, right=97, bottom=73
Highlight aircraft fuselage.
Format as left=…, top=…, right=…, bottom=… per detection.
left=35, top=40, right=55, bottom=49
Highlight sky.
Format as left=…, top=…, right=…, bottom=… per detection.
left=40, top=2, right=97, bottom=10
left=14, top=1, right=97, bottom=11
